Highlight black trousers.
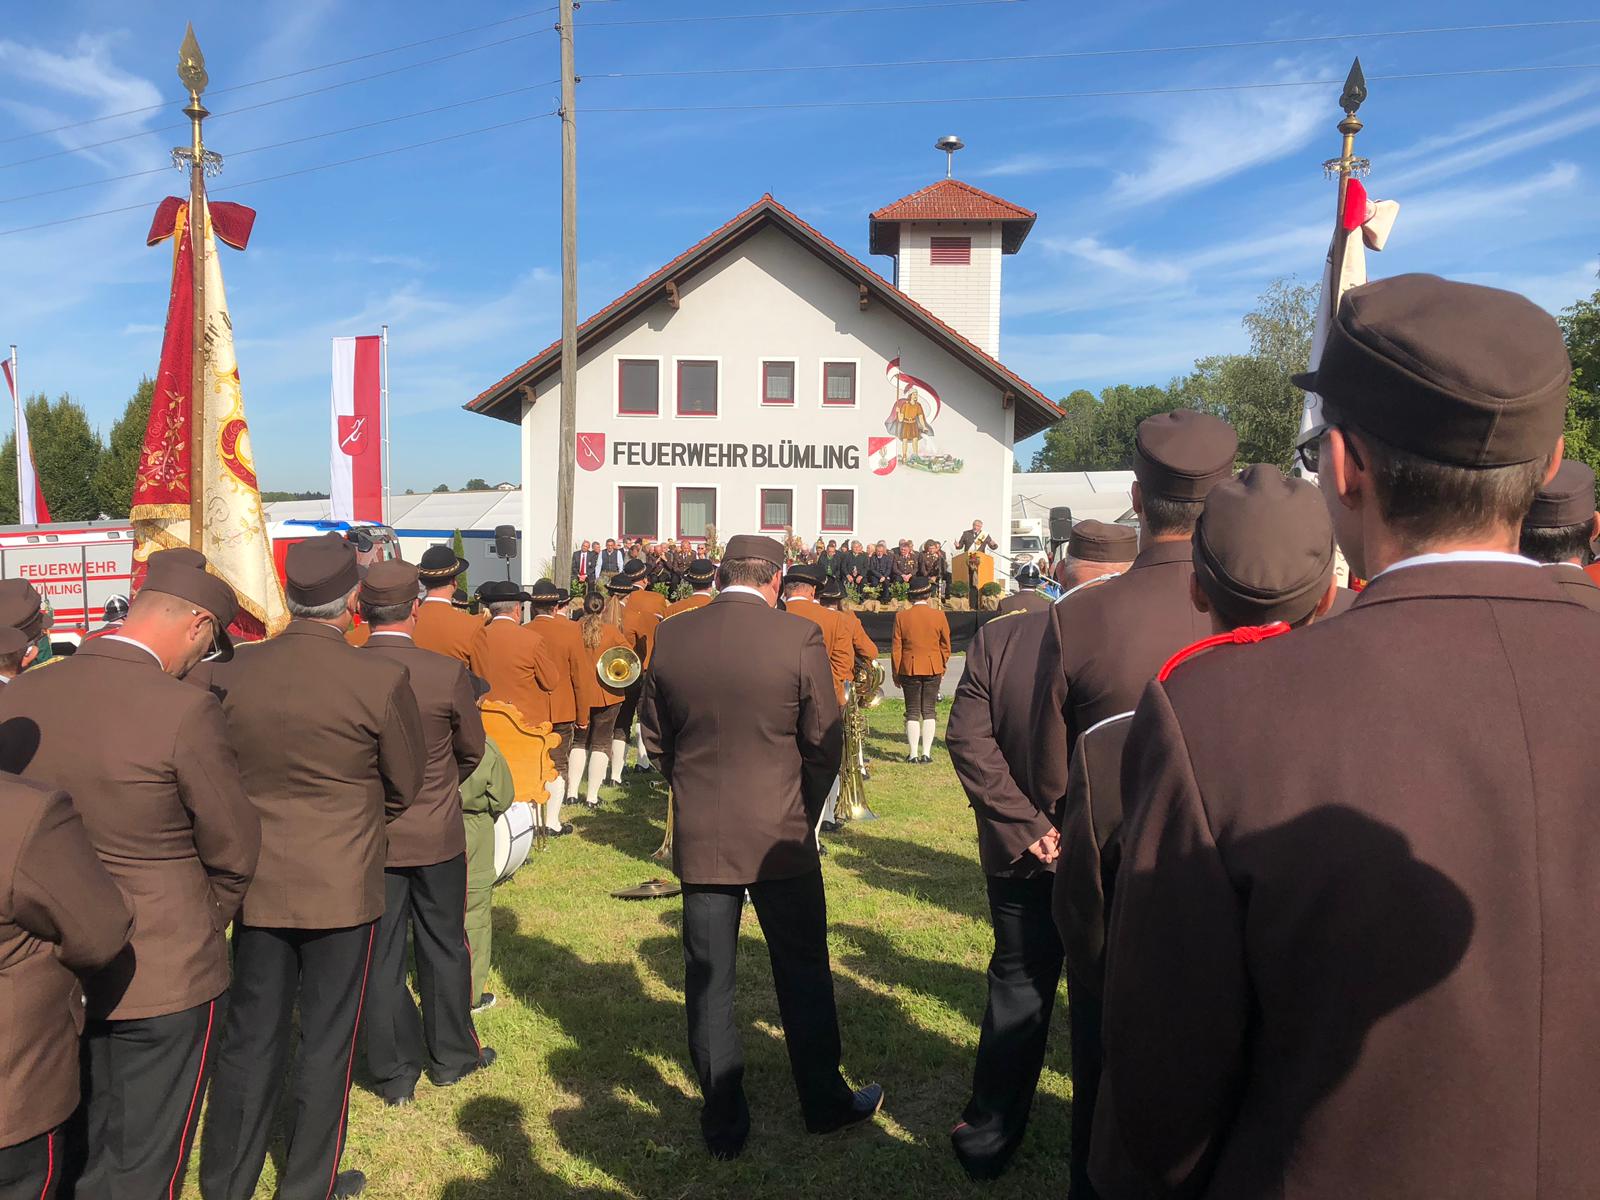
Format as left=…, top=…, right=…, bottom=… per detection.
left=955, top=874, right=1064, bottom=1169
left=681, top=870, right=854, bottom=1149
left=200, top=922, right=376, bottom=1200
left=61, top=998, right=217, bottom=1200
left=1066, top=973, right=1104, bottom=1200
left=363, top=856, right=480, bottom=1099
left=0, top=1129, right=59, bottom=1200
left=902, top=675, right=941, bottom=721
left=582, top=703, right=620, bottom=753
left=548, top=721, right=573, bottom=780
left=614, top=674, right=647, bottom=742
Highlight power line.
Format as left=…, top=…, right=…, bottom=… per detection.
left=576, top=0, right=1024, bottom=24
left=0, top=112, right=558, bottom=239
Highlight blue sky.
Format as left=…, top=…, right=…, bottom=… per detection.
left=3, top=1, right=1598, bottom=492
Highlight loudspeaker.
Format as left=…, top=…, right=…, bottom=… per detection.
left=1049, top=507, right=1075, bottom=542
left=494, top=525, right=518, bottom=559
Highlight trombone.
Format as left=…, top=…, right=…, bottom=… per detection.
left=838, top=659, right=884, bottom=823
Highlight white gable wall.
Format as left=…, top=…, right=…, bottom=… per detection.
left=894, top=221, right=1002, bottom=356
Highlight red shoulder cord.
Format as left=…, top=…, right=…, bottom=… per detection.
left=1157, top=621, right=1291, bottom=683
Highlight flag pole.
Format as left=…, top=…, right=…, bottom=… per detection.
left=177, top=25, right=212, bottom=551
left=381, top=324, right=391, bottom=525
left=1325, top=59, right=1369, bottom=289
left=7, top=345, right=20, bottom=521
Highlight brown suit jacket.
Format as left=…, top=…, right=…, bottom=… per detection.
left=1055, top=711, right=1133, bottom=986
left=364, top=633, right=485, bottom=867
left=1094, top=563, right=1600, bottom=1199
left=892, top=602, right=951, bottom=678
left=469, top=617, right=560, bottom=726
left=996, top=589, right=1050, bottom=616
left=1545, top=562, right=1600, bottom=611
left=213, top=621, right=425, bottom=929
left=946, top=611, right=1056, bottom=877
left=580, top=622, right=633, bottom=713
left=0, top=777, right=133, bottom=1144
left=1029, top=540, right=1206, bottom=819
left=623, top=597, right=663, bottom=667
left=785, top=596, right=853, bottom=702
left=640, top=592, right=842, bottom=885
left=414, top=597, right=485, bottom=666
left=0, top=638, right=259, bottom=1019
left=840, top=607, right=879, bottom=664
left=629, top=587, right=670, bottom=624
left=664, top=590, right=713, bottom=618
left=530, top=613, right=587, bottom=725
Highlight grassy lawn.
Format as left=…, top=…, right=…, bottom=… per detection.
left=193, top=698, right=1073, bottom=1198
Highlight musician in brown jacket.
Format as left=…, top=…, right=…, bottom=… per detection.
left=0, top=557, right=258, bottom=1198
left=358, top=562, right=492, bottom=1108
left=201, top=533, right=425, bottom=1200
left=468, top=580, right=559, bottom=726
left=413, top=545, right=483, bottom=664
left=1518, top=459, right=1600, bottom=612
left=995, top=563, right=1049, bottom=614
left=1096, top=275, right=1596, bottom=1199
left=0, top=774, right=132, bottom=1199
left=609, top=566, right=661, bottom=781
left=527, top=579, right=586, bottom=833
left=575, top=590, right=632, bottom=808
left=892, top=575, right=951, bottom=763
left=640, top=535, right=880, bottom=1160
left=663, top=557, right=717, bottom=615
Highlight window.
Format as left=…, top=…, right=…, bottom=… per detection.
left=820, top=488, right=855, bottom=533
left=618, top=358, right=660, bottom=416
left=762, top=360, right=795, bottom=406
left=618, top=486, right=659, bottom=540
left=761, top=488, right=793, bottom=531
left=677, top=359, right=719, bottom=416
left=677, top=487, right=716, bottom=540
left=822, top=361, right=857, bottom=407
left=930, top=235, right=971, bottom=265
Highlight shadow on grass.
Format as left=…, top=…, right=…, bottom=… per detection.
left=825, top=833, right=989, bottom=924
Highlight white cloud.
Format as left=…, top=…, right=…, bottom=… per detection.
left=973, top=150, right=1103, bottom=179
left=1384, top=107, right=1600, bottom=193
left=1043, top=235, right=1189, bottom=284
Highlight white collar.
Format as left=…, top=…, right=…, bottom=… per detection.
left=912, top=599, right=930, bottom=607
left=367, top=630, right=412, bottom=641
left=100, top=633, right=164, bottom=667
left=490, top=614, right=520, bottom=624
left=720, top=584, right=771, bottom=604
left=1378, top=550, right=1538, bottom=577
left=422, top=595, right=455, bottom=605
left=1544, top=561, right=1589, bottom=573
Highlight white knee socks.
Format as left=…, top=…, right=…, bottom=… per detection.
left=905, top=720, right=920, bottom=757
left=609, top=737, right=628, bottom=783
left=545, top=778, right=565, bottom=831
left=585, top=751, right=607, bottom=806
left=634, top=724, right=652, bottom=770
left=920, top=718, right=937, bottom=758
left=566, top=747, right=588, bottom=799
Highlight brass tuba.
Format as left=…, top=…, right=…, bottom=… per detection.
left=838, top=660, right=884, bottom=823
left=597, top=645, right=642, bottom=689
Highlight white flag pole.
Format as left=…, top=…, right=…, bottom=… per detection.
left=380, top=324, right=390, bottom=526
left=7, top=345, right=21, bottom=522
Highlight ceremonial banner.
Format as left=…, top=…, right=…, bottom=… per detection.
left=131, top=195, right=289, bottom=639
left=1, top=350, right=50, bottom=523
left=330, top=335, right=383, bottom=523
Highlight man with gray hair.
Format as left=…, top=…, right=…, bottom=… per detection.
left=1050, top=520, right=1137, bottom=593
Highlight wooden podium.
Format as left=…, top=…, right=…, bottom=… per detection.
left=954, top=550, right=994, bottom=593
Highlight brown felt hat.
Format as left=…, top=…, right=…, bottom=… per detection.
left=1192, top=464, right=1334, bottom=627
left=526, top=579, right=561, bottom=605
left=359, top=560, right=420, bottom=608
left=0, top=579, right=44, bottom=641
left=1293, top=274, right=1571, bottom=468
left=147, top=546, right=207, bottom=571
left=723, top=534, right=785, bottom=566
left=1523, top=460, right=1597, bottom=530
left=285, top=533, right=359, bottom=607
left=417, top=544, right=469, bottom=582
left=1133, top=411, right=1238, bottom=501
left=686, top=557, right=717, bottom=585
left=1068, top=519, right=1138, bottom=563
left=0, top=626, right=32, bottom=657
left=784, top=563, right=826, bottom=587
left=907, top=575, right=933, bottom=598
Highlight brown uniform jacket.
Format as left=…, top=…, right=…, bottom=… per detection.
left=997, top=589, right=1050, bottom=616
left=1055, top=711, right=1133, bottom=986
left=0, top=638, right=260, bottom=1019
left=664, top=590, right=713, bottom=618
left=364, top=632, right=485, bottom=867
left=839, top=607, right=879, bottom=664
left=623, top=598, right=663, bottom=668
left=1029, top=540, right=1206, bottom=819
left=640, top=592, right=842, bottom=885
left=892, top=602, right=952, bottom=678
left=0, top=778, right=133, bottom=1144
left=530, top=612, right=587, bottom=725
left=946, top=611, right=1056, bottom=877
left=213, top=621, right=425, bottom=929
left=630, top=587, right=670, bottom=623
left=1545, top=562, right=1600, bottom=611
left=469, top=616, right=560, bottom=726
left=579, top=622, right=633, bottom=712
left=414, top=597, right=485, bottom=666
left=1094, top=563, right=1600, bottom=1199
left=784, top=596, right=853, bottom=703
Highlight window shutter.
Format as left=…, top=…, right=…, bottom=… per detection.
left=930, top=235, right=971, bottom=265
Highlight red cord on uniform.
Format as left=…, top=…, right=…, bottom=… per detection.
left=1158, top=622, right=1291, bottom=682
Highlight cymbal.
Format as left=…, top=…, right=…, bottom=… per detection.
left=611, top=878, right=682, bottom=900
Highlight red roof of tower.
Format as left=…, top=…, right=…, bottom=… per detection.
left=869, top=179, right=1036, bottom=255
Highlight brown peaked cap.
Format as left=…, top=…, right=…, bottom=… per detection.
left=1524, top=460, right=1596, bottom=530
left=723, top=534, right=784, bottom=565
left=359, top=560, right=420, bottom=608
left=142, top=558, right=239, bottom=626
left=285, top=533, right=359, bottom=606
left=0, top=579, right=43, bottom=640
left=1134, top=410, right=1239, bottom=501
left=1192, top=464, right=1334, bottom=627
left=1068, top=519, right=1138, bottom=563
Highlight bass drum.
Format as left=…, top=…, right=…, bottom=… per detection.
left=493, top=802, right=537, bottom=885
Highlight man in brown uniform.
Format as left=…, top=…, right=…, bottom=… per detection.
left=1518, top=459, right=1600, bottom=612
left=0, top=774, right=132, bottom=1198
left=1096, top=275, right=1596, bottom=1198
left=1052, top=519, right=1138, bottom=594
left=0, top=578, right=47, bottom=652
left=201, top=533, right=425, bottom=1200
left=892, top=575, right=951, bottom=763
left=0, top=558, right=259, bottom=1198
left=995, top=563, right=1048, bottom=615
left=782, top=564, right=854, bottom=829
left=526, top=579, right=586, bottom=832
left=1028, top=410, right=1237, bottom=821
left=414, top=545, right=482, bottom=665
left=0, top=621, right=38, bottom=682
left=610, top=565, right=660, bottom=781
left=664, top=557, right=717, bottom=616
left=1060, top=464, right=1337, bottom=1200
left=640, top=536, right=881, bottom=1160
left=820, top=577, right=879, bottom=667
left=359, top=562, right=492, bottom=1107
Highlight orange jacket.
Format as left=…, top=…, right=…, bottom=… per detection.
left=468, top=617, right=560, bottom=726
left=784, top=597, right=853, bottom=703
left=893, top=602, right=951, bottom=678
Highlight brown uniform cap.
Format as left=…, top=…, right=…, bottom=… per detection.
left=0, top=579, right=43, bottom=640
left=1134, top=410, right=1239, bottom=501
left=359, top=560, right=420, bottom=608
left=1068, top=519, right=1139, bottom=563
left=1192, top=464, right=1334, bottom=627
left=1524, top=460, right=1596, bottom=530
left=1293, top=273, right=1571, bottom=468
left=0, top=625, right=31, bottom=656
left=147, top=546, right=207, bottom=571
left=723, top=534, right=785, bottom=565
left=285, top=533, right=359, bottom=607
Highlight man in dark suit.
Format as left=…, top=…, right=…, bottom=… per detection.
left=571, top=540, right=597, bottom=584
left=995, top=564, right=1048, bottom=615
left=1028, top=410, right=1237, bottom=825
left=201, top=533, right=425, bottom=1200
left=0, top=774, right=133, bottom=1198
left=0, top=555, right=259, bottom=1197
left=597, top=538, right=625, bottom=575
left=1518, top=459, right=1600, bottom=611
left=359, top=561, right=492, bottom=1108
left=1097, top=275, right=1595, bottom=1198
left=640, top=534, right=882, bottom=1160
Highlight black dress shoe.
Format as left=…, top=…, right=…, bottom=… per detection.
left=807, top=1083, right=884, bottom=1134
left=382, top=1085, right=415, bottom=1108
left=819, top=820, right=840, bottom=833
left=332, top=1170, right=366, bottom=1198
left=950, top=1120, right=1018, bottom=1181
left=471, top=992, right=497, bottom=1014
left=429, top=1047, right=497, bottom=1088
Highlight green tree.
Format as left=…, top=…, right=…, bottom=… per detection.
left=0, top=393, right=103, bottom=523
left=433, top=483, right=450, bottom=493
left=464, top=477, right=489, bottom=491
left=1559, top=278, right=1600, bottom=472
left=452, top=529, right=470, bottom=594
left=91, top=377, right=153, bottom=519
left=1028, top=384, right=1169, bottom=471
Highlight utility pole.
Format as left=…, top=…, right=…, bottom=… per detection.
left=555, top=0, right=579, bottom=588
left=177, top=24, right=212, bottom=551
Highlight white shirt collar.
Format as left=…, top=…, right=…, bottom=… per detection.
left=720, top=584, right=771, bottom=604
left=422, top=595, right=454, bottom=605
left=1378, top=550, right=1538, bottom=577
left=100, top=633, right=164, bottom=667
left=1544, top=561, right=1588, bottom=573
left=367, top=630, right=412, bottom=640
left=490, top=614, right=520, bottom=624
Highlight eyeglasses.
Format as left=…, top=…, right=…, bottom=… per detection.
left=1294, top=423, right=1364, bottom=475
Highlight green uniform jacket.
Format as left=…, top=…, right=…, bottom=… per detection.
left=461, top=738, right=515, bottom=999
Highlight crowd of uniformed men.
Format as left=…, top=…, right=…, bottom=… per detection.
left=0, top=273, right=1596, bottom=1198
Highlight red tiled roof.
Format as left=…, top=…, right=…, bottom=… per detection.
left=870, top=178, right=1035, bottom=223
left=464, top=194, right=1060, bottom=439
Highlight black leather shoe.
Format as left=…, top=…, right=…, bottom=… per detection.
left=332, top=1170, right=366, bottom=1198
left=820, top=820, right=840, bottom=833
left=807, top=1083, right=884, bottom=1134
left=471, top=992, right=497, bottom=1014
left=950, top=1120, right=1018, bottom=1181
left=382, top=1085, right=415, bottom=1108
left=429, top=1047, right=496, bottom=1088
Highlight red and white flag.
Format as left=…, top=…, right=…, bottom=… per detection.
left=330, top=335, right=383, bottom=523
left=2, top=349, right=51, bottom=524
